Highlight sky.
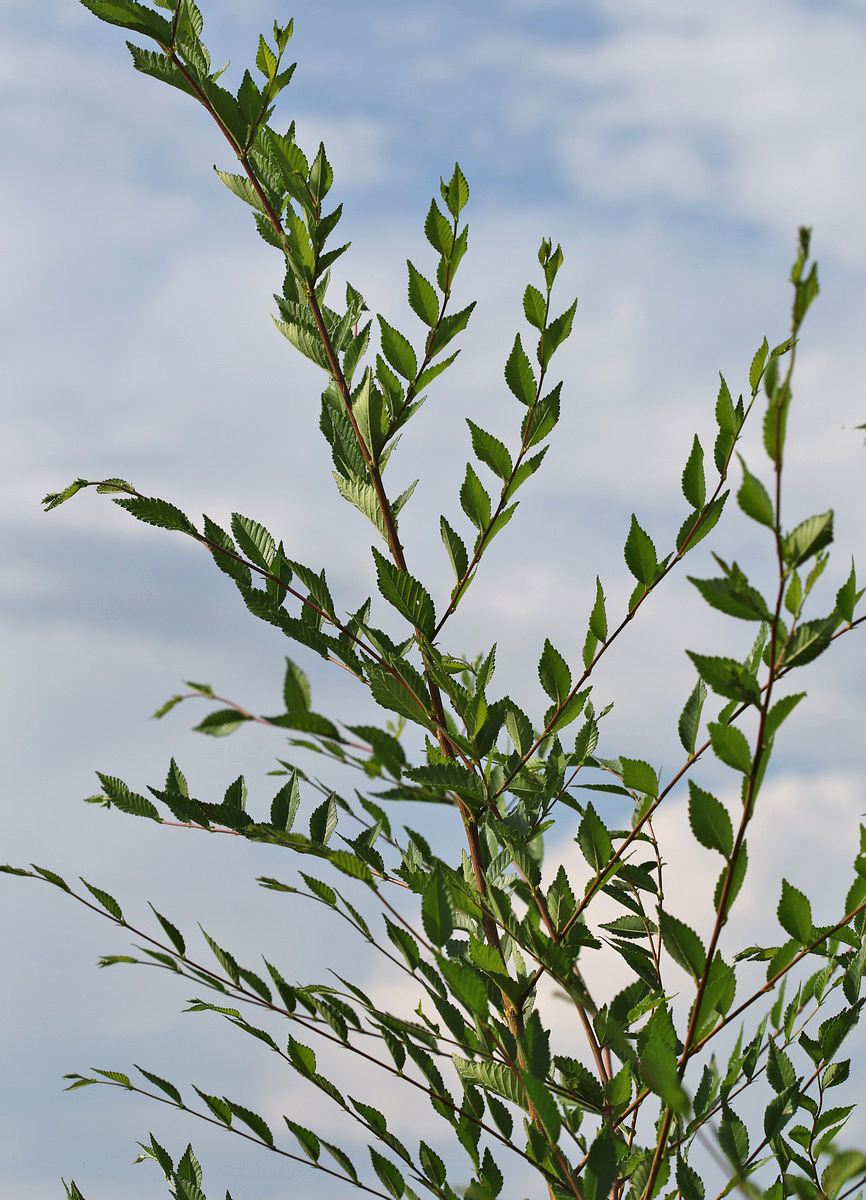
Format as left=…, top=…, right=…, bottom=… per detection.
left=2, top=1, right=866, bottom=1197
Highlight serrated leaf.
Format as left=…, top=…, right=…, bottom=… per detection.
left=784, top=510, right=833, bottom=570
left=440, top=516, right=468, bottom=583
left=588, top=576, right=607, bottom=642
left=193, top=709, right=251, bottom=737
left=81, top=880, right=123, bottom=921
left=407, top=261, right=439, bottom=327
left=96, top=774, right=161, bottom=820
left=523, top=283, right=546, bottom=330
left=372, top=548, right=436, bottom=638
left=737, top=457, right=775, bottom=527
left=782, top=617, right=835, bottom=669
left=441, top=162, right=469, bottom=218
left=227, top=1100, right=273, bottom=1146
left=620, top=758, right=659, bottom=797
left=689, top=570, right=771, bottom=623
left=80, top=0, right=174, bottom=41
left=366, top=663, right=435, bottom=730
left=378, top=316, right=417, bottom=381
left=624, top=515, right=658, bottom=585
left=660, top=912, right=707, bottom=979
left=688, top=782, right=733, bottom=857
left=678, top=678, right=706, bottom=754
left=504, top=334, right=536, bottom=405
left=460, top=463, right=491, bottom=531
left=708, top=722, right=753, bottom=774
left=135, top=1065, right=183, bottom=1106
left=114, top=495, right=196, bottom=535
left=538, top=639, right=572, bottom=706
left=467, top=420, right=512, bottom=480
left=231, top=513, right=276, bottom=571
left=149, top=904, right=186, bottom=955
left=422, top=870, right=454, bottom=946
left=687, top=653, right=761, bottom=705
left=682, top=435, right=706, bottom=509
left=309, top=793, right=338, bottom=846
left=369, top=1148, right=405, bottom=1199
left=778, top=878, right=813, bottom=943
left=578, top=802, right=612, bottom=872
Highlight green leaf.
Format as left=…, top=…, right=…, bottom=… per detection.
left=778, top=878, right=813, bottom=943
left=135, top=1065, right=183, bottom=1106
left=782, top=616, right=835, bottom=669
left=282, top=658, right=311, bottom=712
left=378, top=316, right=417, bottom=381
left=81, top=880, right=123, bottom=921
left=660, top=912, right=707, bottom=979
left=714, top=846, right=748, bottom=919
left=676, top=1155, right=705, bottom=1200
left=422, top=870, right=454, bottom=946
left=214, top=169, right=267, bottom=213
left=836, top=560, right=863, bottom=624
left=521, top=1074, right=560, bottom=1143
left=737, top=457, right=775, bottom=528
left=231, top=513, right=276, bottom=571
left=750, top=337, right=769, bottom=392
left=708, top=722, right=753, bottom=774
left=441, top=162, right=469, bottom=218
left=764, top=692, right=806, bottom=743
left=114, top=495, right=196, bottom=535
left=716, top=374, right=737, bottom=433
left=504, top=334, right=536, bottom=405
left=440, top=517, right=468, bottom=584
left=407, top=261, right=439, bottom=327
left=372, top=548, right=436, bottom=639
left=126, top=43, right=198, bottom=95
left=578, top=802, right=612, bottom=872
left=538, top=639, right=571, bottom=706
left=523, top=284, right=546, bottom=330
left=193, top=709, right=251, bottom=737
left=624, top=515, right=658, bottom=585
left=366, top=663, right=435, bottom=730
left=766, top=1038, right=797, bottom=1092
left=688, top=783, right=733, bottom=857
left=369, top=1148, right=405, bottom=1199
left=332, top=475, right=388, bottom=541
left=96, top=774, right=161, bottom=820
left=589, top=576, right=607, bottom=642
left=822, top=1151, right=866, bottom=1200
left=429, top=303, right=475, bottom=358
left=284, top=1118, right=320, bottom=1162
left=309, top=793, right=338, bottom=846
left=149, top=904, right=186, bottom=955
left=688, top=572, right=771, bottom=623
left=620, top=758, right=659, bottom=797
left=424, top=198, right=452, bottom=255
left=541, top=298, right=578, bottom=360
left=522, top=382, right=560, bottom=447
left=467, top=420, right=513, bottom=480
left=687, top=653, right=761, bottom=705
left=678, top=678, right=706, bottom=754
left=718, top=1104, right=749, bottom=1168
left=682, top=435, right=706, bottom=509
left=227, top=1100, right=273, bottom=1146
left=676, top=492, right=729, bottom=555
left=784, top=510, right=833, bottom=570
left=80, top=0, right=173, bottom=42
left=460, top=464, right=491, bottom=531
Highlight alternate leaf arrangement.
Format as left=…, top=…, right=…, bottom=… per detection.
left=8, top=3, right=866, bottom=1199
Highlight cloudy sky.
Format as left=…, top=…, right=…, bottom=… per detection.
left=3, top=1, right=866, bottom=1197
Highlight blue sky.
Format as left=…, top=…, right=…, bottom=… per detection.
left=3, top=1, right=866, bottom=1197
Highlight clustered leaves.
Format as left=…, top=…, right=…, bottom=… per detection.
left=9, top=5, right=866, bottom=1200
